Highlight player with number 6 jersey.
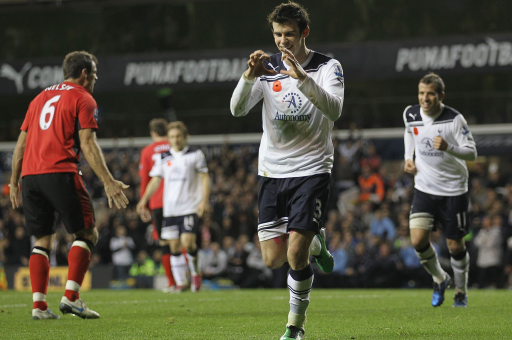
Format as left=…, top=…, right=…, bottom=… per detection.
left=10, top=51, right=130, bottom=320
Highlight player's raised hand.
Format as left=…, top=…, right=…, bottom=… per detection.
left=279, top=47, right=307, bottom=81
left=433, top=136, right=448, bottom=151
left=104, top=180, right=130, bottom=209
left=244, top=50, right=277, bottom=80
left=404, top=159, right=417, bottom=175
left=9, top=182, right=21, bottom=209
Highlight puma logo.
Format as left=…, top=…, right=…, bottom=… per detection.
left=0, top=62, right=32, bottom=94
left=408, top=113, right=417, bottom=120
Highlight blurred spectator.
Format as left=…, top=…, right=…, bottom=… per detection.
left=110, top=225, right=136, bottom=280
left=5, top=226, right=31, bottom=266
left=240, top=236, right=271, bottom=288
left=360, top=144, right=381, bottom=173
left=129, top=250, right=156, bottom=288
left=199, top=242, right=228, bottom=280
left=358, top=165, right=385, bottom=204
left=366, top=242, right=403, bottom=288
left=345, top=242, right=372, bottom=288
left=474, top=215, right=503, bottom=288
left=369, top=208, right=396, bottom=241
left=226, top=238, right=248, bottom=286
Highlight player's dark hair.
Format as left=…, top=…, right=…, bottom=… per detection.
left=62, top=51, right=98, bottom=80
left=149, top=118, right=168, bottom=137
left=167, top=121, right=189, bottom=137
left=267, top=1, right=310, bottom=34
left=420, top=72, right=445, bottom=96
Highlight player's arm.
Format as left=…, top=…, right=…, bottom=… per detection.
left=197, top=172, right=211, bottom=218
left=230, top=51, right=269, bottom=117
left=9, top=131, right=27, bottom=208
left=403, top=107, right=417, bottom=174
left=433, top=115, right=477, bottom=161
left=136, top=176, right=161, bottom=221
left=280, top=49, right=344, bottom=121
left=79, top=128, right=129, bottom=209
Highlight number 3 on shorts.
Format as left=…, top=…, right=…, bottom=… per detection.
left=39, top=95, right=61, bottom=130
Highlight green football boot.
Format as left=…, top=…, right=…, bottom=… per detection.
left=312, top=228, right=334, bottom=273
left=280, top=325, right=305, bottom=340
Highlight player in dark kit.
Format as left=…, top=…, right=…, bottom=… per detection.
left=139, top=118, right=175, bottom=292
left=10, top=51, right=130, bottom=320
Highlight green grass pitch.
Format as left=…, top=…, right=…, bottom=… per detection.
left=1, top=289, right=511, bottom=339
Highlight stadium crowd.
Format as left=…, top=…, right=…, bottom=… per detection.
left=1, top=132, right=512, bottom=290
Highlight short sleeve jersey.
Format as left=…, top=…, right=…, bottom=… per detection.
left=149, top=146, right=208, bottom=217
left=403, top=104, right=476, bottom=196
left=139, top=140, right=170, bottom=210
left=20, top=82, right=98, bottom=177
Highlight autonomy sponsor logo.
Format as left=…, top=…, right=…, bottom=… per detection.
left=396, top=37, right=512, bottom=72
left=419, top=137, right=443, bottom=157
left=0, top=62, right=63, bottom=94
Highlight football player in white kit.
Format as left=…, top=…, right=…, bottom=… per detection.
left=404, top=73, right=477, bottom=308
left=230, top=2, right=343, bottom=339
left=137, top=121, right=210, bottom=293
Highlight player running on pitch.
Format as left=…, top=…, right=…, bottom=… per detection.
left=404, top=72, right=477, bottom=308
left=230, top=2, right=343, bottom=339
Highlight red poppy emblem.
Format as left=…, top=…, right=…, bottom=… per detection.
left=167, top=161, right=172, bottom=166
left=273, top=80, right=282, bottom=92
left=413, top=127, right=418, bottom=135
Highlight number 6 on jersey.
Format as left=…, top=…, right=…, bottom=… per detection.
left=39, top=95, right=61, bottom=130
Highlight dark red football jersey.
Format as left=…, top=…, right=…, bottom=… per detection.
left=139, top=140, right=169, bottom=210
left=20, top=82, right=98, bottom=177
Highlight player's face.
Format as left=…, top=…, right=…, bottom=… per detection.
left=167, top=128, right=187, bottom=151
left=84, top=61, right=98, bottom=94
left=272, top=21, right=307, bottom=57
left=418, top=82, right=444, bottom=115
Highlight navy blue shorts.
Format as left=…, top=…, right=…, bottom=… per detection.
left=410, top=189, right=470, bottom=240
left=257, top=174, right=330, bottom=241
left=162, top=214, right=199, bottom=240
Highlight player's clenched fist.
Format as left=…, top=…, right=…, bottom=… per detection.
left=244, top=50, right=277, bottom=80
left=404, top=159, right=417, bottom=175
left=433, top=136, right=448, bottom=151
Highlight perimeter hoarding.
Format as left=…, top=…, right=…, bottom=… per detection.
left=1, top=33, right=512, bottom=95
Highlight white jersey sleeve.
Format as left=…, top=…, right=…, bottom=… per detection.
left=445, top=115, right=477, bottom=161
left=149, top=153, right=163, bottom=178
left=195, top=150, right=208, bottom=173
left=230, top=76, right=263, bottom=117
left=297, top=62, right=344, bottom=122
left=403, top=105, right=415, bottom=160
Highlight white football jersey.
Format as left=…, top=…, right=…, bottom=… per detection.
left=149, top=146, right=208, bottom=217
left=403, top=104, right=476, bottom=196
left=230, top=51, right=344, bottom=178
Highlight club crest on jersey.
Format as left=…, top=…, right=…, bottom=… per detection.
left=420, top=137, right=443, bottom=157
left=281, top=92, right=303, bottom=114
left=334, top=64, right=344, bottom=86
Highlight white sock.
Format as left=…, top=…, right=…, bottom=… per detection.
left=451, top=251, right=469, bottom=294
left=171, top=254, right=189, bottom=286
left=309, top=235, right=321, bottom=256
left=186, top=252, right=198, bottom=276
left=415, top=244, right=448, bottom=284
left=287, top=265, right=314, bottom=328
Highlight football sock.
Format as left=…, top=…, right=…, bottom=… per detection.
left=186, top=249, right=199, bottom=276
left=64, top=238, right=93, bottom=302
left=450, top=249, right=469, bottom=294
left=287, top=264, right=314, bottom=328
left=309, top=235, right=321, bottom=256
left=30, top=247, right=51, bottom=311
left=171, top=253, right=189, bottom=286
left=161, top=246, right=175, bottom=287
left=415, top=243, right=447, bottom=284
